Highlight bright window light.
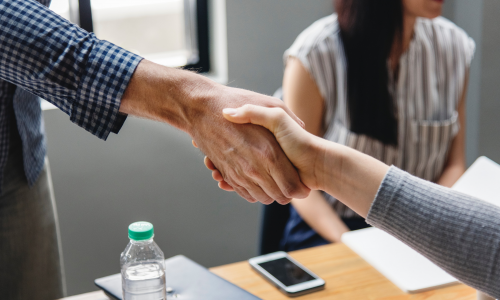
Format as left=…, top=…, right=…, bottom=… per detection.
left=50, top=0, right=196, bottom=68
left=91, top=0, right=192, bottom=67
left=49, top=0, right=71, bottom=21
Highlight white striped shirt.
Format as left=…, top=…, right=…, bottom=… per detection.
left=284, top=14, right=475, bottom=217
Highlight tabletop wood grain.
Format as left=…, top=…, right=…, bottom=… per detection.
left=60, top=243, right=476, bottom=300
left=211, top=243, right=475, bottom=300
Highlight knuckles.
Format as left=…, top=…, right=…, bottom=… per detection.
left=281, top=183, right=303, bottom=199
left=256, top=143, right=279, bottom=165
left=273, top=196, right=291, bottom=205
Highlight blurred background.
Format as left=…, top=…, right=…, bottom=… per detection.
left=44, top=0, right=499, bottom=296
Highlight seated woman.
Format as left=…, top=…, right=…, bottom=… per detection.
left=279, top=0, right=474, bottom=250
left=210, top=104, right=500, bottom=298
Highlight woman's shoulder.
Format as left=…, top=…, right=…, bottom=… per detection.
left=418, top=17, right=468, bottom=38
left=285, top=14, right=340, bottom=60
left=417, top=17, right=475, bottom=61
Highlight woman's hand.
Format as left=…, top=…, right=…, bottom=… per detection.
left=204, top=104, right=389, bottom=217
left=207, top=104, right=325, bottom=191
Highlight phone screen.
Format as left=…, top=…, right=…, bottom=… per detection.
left=258, top=257, right=316, bottom=287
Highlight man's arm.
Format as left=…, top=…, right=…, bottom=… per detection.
left=0, top=0, right=143, bottom=139
left=0, top=0, right=309, bottom=203
left=120, top=60, right=310, bottom=203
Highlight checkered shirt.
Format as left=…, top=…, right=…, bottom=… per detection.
left=0, top=0, right=142, bottom=193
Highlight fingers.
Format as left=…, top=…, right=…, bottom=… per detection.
left=203, top=156, right=238, bottom=193
left=231, top=183, right=258, bottom=203
left=253, top=173, right=293, bottom=205
left=223, top=105, right=302, bottom=138
left=212, top=170, right=224, bottom=181
left=218, top=181, right=234, bottom=191
left=270, top=162, right=311, bottom=200
left=278, top=103, right=306, bottom=129
left=205, top=155, right=278, bottom=203
left=204, top=156, right=217, bottom=171
left=204, top=157, right=232, bottom=189
left=223, top=105, right=285, bottom=133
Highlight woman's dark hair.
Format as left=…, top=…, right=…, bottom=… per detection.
left=337, top=0, right=403, bottom=146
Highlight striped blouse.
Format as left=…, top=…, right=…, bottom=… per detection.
left=284, top=14, right=475, bottom=218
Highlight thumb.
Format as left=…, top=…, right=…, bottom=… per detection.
left=222, top=105, right=290, bottom=135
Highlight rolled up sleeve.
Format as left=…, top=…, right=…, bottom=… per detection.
left=0, top=0, right=142, bottom=139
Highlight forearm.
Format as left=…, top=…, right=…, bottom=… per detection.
left=314, top=135, right=500, bottom=296
left=0, top=0, right=143, bottom=139
left=119, top=60, right=218, bottom=135
left=291, top=191, right=349, bottom=243
left=367, top=167, right=500, bottom=298
left=314, top=138, right=388, bottom=218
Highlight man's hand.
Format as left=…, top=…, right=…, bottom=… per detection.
left=119, top=60, right=310, bottom=204
left=189, top=86, right=311, bottom=204
left=205, top=104, right=323, bottom=192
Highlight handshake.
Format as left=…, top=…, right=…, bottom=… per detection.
left=196, top=104, right=319, bottom=205
left=120, top=60, right=386, bottom=214
left=197, top=102, right=386, bottom=219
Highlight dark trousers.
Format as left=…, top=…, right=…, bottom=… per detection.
left=0, top=129, right=65, bottom=300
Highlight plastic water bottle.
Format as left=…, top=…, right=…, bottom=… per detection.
left=121, top=222, right=166, bottom=300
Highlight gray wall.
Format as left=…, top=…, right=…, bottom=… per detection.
left=478, top=1, right=500, bottom=163
left=44, top=0, right=333, bottom=296
left=442, top=1, right=484, bottom=166
left=443, top=1, right=500, bottom=165
left=226, top=0, right=333, bottom=95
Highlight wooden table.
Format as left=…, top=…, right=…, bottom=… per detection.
left=60, top=243, right=476, bottom=300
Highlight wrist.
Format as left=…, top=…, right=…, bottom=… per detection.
left=120, top=60, right=219, bottom=135
left=172, top=73, right=220, bottom=135
left=312, top=138, right=348, bottom=193
left=308, top=137, right=333, bottom=191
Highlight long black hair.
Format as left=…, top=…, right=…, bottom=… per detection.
left=337, top=0, right=403, bottom=146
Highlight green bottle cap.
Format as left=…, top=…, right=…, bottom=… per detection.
left=128, top=221, right=154, bottom=240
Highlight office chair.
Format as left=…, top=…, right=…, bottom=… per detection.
left=258, top=202, right=290, bottom=255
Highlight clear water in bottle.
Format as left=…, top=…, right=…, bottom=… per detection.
left=121, top=222, right=166, bottom=300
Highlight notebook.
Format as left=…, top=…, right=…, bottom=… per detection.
left=95, top=255, right=261, bottom=300
left=342, top=156, right=500, bottom=293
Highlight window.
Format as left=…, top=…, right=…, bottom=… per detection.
left=49, top=0, right=210, bottom=72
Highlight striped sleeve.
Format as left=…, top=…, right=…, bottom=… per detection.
left=367, top=166, right=500, bottom=298
left=284, top=14, right=337, bottom=103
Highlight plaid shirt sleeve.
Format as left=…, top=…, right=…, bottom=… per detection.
left=0, top=0, right=143, bottom=140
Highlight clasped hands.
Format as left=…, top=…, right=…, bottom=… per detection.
left=120, top=60, right=383, bottom=208
left=205, top=105, right=324, bottom=194
left=189, top=87, right=312, bottom=205
left=193, top=99, right=327, bottom=205
left=197, top=101, right=386, bottom=217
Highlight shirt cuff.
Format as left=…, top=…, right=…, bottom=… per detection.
left=70, top=39, right=142, bottom=140
left=111, top=112, right=128, bottom=134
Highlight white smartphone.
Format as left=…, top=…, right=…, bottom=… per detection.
left=248, top=251, right=325, bottom=297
